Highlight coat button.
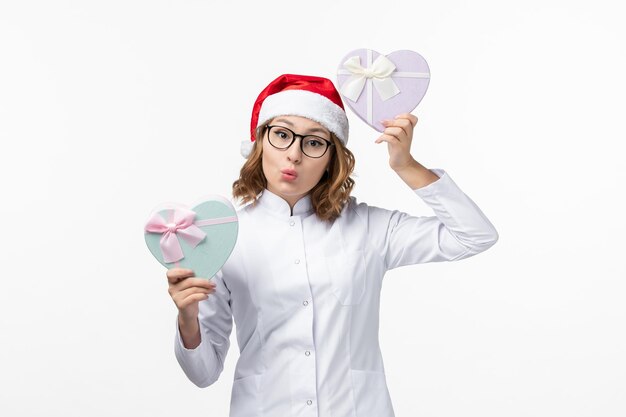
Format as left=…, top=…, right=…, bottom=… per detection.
left=294, top=259, right=300, bottom=264
left=303, top=300, right=309, bottom=306
left=305, top=350, right=311, bottom=356
left=306, top=400, right=313, bottom=405
left=289, top=220, right=295, bottom=226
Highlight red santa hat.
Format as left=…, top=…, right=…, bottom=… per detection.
left=241, top=74, right=350, bottom=158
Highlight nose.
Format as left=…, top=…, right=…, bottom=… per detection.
left=287, top=137, right=302, bottom=163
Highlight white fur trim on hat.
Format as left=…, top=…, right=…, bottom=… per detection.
left=257, top=90, right=349, bottom=145
left=241, top=139, right=254, bottom=158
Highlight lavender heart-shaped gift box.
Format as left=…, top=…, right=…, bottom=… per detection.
left=336, top=48, right=431, bottom=132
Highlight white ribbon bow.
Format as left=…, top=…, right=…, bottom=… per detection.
left=340, top=55, right=401, bottom=102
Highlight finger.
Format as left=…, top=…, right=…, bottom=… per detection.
left=171, top=287, right=215, bottom=309
left=375, top=134, right=401, bottom=145
left=382, top=126, right=407, bottom=141
left=177, top=292, right=211, bottom=310
left=172, top=285, right=215, bottom=302
left=387, top=117, right=414, bottom=139
left=169, top=280, right=215, bottom=300
left=395, top=113, right=418, bottom=127
left=166, top=268, right=195, bottom=284
left=172, top=277, right=215, bottom=291
left=381, top=120, right=410, bottom=139
left=392, top=117, right=413, bottom=134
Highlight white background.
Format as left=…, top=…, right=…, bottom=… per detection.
left=1, top=0, right=624, bottom=416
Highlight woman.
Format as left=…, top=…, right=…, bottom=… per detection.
left=166, top=74, right=498, bottom=417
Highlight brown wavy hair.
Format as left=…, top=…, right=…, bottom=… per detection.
left=232, top=122, right=356, bottom=222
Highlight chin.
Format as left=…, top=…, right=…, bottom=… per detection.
left=275, top=180, right=310, bottom=194
left=278, top=183, right=305, bottom=194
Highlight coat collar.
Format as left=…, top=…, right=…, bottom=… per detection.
left=256, top=188, right=314, bottom=218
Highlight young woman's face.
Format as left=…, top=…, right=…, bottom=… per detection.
left=261, top=115, right=333, bottom=208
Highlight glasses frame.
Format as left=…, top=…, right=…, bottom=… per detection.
left=265, top=125, right=334, bottom=159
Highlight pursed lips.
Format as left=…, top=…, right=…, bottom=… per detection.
left=281, top=168, right=298, bottom=178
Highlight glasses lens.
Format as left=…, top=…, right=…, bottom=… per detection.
left=268, top=126, right=293, bottom=149
left=267, top=126, right=330, bottom=158
left=302, top=136, right=328, bottom=158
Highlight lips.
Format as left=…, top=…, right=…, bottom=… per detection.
left=280, top=168, right=298, bottom=179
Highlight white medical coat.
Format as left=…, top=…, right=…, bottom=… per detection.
left=174, top=168, right=499, bottom=417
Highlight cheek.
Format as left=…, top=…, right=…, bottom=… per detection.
left=260, top=142, right=270, bottom=165
left=261, top=154, right=271, bottom=177
left=261, top=144, right=279, bottom=177
left=308, top=162, right=329, bottom=183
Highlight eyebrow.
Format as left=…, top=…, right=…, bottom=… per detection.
left=272, top=118, right=329, bottom=135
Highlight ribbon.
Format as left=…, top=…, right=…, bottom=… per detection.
left=337, top=50, right=431, bottom=125
left=340, top=54, right=401, bottom=102
left=144, top=207, right=237, bottom=264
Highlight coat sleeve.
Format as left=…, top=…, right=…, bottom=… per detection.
left=173, top=268, right=233, bottom=388
left=360, top=168, right=499, bottom=271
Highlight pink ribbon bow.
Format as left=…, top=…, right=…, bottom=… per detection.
left=144, top=207, right=206, bottom=263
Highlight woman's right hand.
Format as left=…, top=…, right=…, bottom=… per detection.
left=166, top=268, right=216, bottom=321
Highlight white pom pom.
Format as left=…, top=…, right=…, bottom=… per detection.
left=240, top=140, right=254, bottom=158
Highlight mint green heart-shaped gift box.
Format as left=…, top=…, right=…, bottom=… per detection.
left=144, top=195, right=238, bottom=280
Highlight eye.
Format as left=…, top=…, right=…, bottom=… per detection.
left=275, top=130, right=290, bottom=140
left=306, top=139, right=324, bottom=147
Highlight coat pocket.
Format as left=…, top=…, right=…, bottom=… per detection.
left=326, top=249, right=366, bottom=306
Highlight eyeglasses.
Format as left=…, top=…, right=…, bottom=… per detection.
left=265, top=125, right=334, bottom=158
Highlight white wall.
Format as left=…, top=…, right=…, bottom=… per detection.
left=1, top=0, right=624, bottom=416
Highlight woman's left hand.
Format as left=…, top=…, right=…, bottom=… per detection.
left=374, top=113, right=418, bottom=171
